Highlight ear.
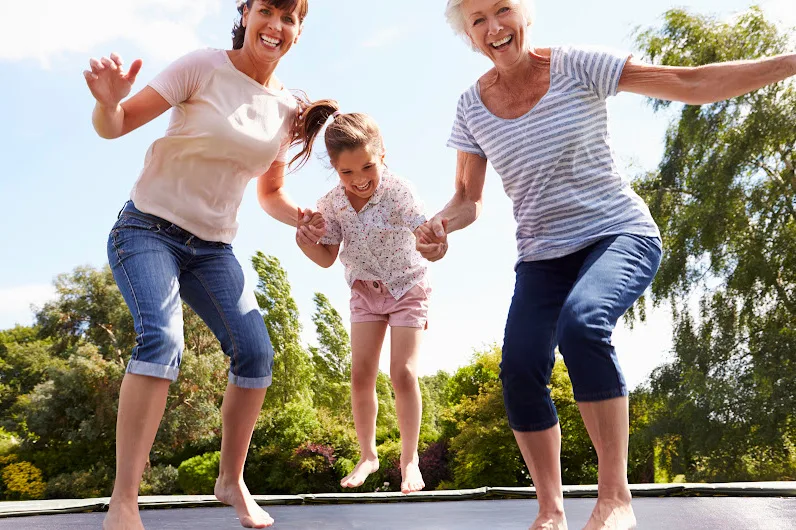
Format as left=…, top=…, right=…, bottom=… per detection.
left=242, top=5, right=249, bottom=28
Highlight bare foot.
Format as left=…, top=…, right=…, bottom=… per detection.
left=529, top=510, right=568, bottom=530
left=215, top=477, right=274, bottom=528
left=582, top=499, right=636, bottom=530
left=400, top=459, right=425, bottom=494
left=340, top=458, right=380, bottom=488
left=102, top=499, right=144, bottom=530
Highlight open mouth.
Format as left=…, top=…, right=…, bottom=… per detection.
left=260, top=34, right=282, bottom=49
left=353, top=181, right=372, bottom=193
left=490, top=35, right=513, bottom=50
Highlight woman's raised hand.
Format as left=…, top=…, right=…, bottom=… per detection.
left=83, top=53, right=143, bottom=108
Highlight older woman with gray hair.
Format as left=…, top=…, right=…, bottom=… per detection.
left=415, top=1, right=796, bottom=529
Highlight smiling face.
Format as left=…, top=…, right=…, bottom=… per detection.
left=332, top=145, right=386, bottom=203
left=461, top=0, right=530, bottom=66
left=241, top=0, right=305, bottom=64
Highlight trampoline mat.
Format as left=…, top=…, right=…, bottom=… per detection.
left=2, top=497, right=794, bottom=529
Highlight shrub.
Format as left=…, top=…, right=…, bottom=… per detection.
left=2, top=461, right=46, bottom=500
left=177, top=452, right=220, bottom=495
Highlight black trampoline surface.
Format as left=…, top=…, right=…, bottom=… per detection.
left=2, top=498, right=794, bottom=530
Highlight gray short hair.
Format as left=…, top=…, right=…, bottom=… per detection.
left=445, top=0, right=535, bottom=51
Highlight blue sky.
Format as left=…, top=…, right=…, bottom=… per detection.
left=0, top=0, right=793, bottom=388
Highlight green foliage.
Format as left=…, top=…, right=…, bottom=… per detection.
left=34, top=266, right=134, bottom=363
left=7, top=344, right=124, bottom=476
left=45, top=464, right=114, bottom=499
left=252, top=252, right=313, bottom=405
left=632, top=6, right=796, bottom=482
left=309, top=293, right=352, bottom=411
left=140, top=465, right=180, bottom=496
left=177, top=452, right=220, bottom=495
left=1, top=461, right=46, bottom=500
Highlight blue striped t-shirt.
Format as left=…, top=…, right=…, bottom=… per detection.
left=448, top=46, right=661, bottom=264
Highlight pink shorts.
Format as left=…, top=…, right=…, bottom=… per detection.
left=350, top=279, right=431, bottom=329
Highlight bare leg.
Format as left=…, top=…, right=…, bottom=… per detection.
left=340, top=321, right=387, bottom=488
left=578, top=397, right=635, bottom=530
left=513, top=424, right=568, bottom=530
left=214, top=383, right=271, bottom=529
left=103, top=374, right=171, bottom=530
left=389, top=326, right=425, bottom=494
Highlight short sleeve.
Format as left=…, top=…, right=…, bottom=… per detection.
left=317, top=193, right=343, bottom=246
left=446, top=92, right=487, bottom=158
left=553, top=46, right=630, bottom=99
left=148, top=49, right=216, bottom=106
left=274, top=133, right=291, bottom=163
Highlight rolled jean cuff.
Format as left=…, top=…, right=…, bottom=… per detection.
left=127, top=360, right=179, bottom=382
left=508, top=418, right=560, bottom=433
left=228, top=372, right=272, bottom=389
left=574, top=386, right=628, bottom=402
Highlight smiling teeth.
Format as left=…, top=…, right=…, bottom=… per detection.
left=492, top=35, right=512, bottom=47
left=261, top=35, right=281, bottom=47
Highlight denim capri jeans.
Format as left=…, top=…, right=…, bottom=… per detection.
left=500, top=234, right=662, bottom=431
left=107, top=201, right=274, bottom=389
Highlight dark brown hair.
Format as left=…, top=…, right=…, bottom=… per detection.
left=232, top=0, right=309, bottom=50
left=290, top=95, right=384, bottom=170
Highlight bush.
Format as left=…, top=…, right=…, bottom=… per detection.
left=140, top=465, right=180, bottom=496
left=178, top=452, right=220, bottom=495
left=45, top=465, right=114, bottom=499
left=1, top=461, right=46, bottom=500
left=418, top=441, right=451, bottom=490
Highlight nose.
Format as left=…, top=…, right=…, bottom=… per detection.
left=487, top=16, right=502, bottom=36
left=267, top=15, right=281, bottom=32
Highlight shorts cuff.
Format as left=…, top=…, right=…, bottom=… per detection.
left=127, top=360, right=179, bottom=382
left=508, top=418, right=560, bottom=433
left=574, top=387, right=628, bottom=402
left=351, top=315, right=388, bottom=323
left=389, top=320, right=427, bottom=329
left=229, top=372, right=272, bottom=389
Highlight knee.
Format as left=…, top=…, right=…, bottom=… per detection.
left=499, top=338, right=552, bottom=390
left=557, top=306, right=607, bottom=353
left=389, top=363, right=417, bottom=394
left=351, top=366, right=378, bottom=394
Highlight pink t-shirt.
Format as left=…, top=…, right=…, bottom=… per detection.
left=317, top=170, right=428, bottom=300
left=130, top=48, right=297, bottom=243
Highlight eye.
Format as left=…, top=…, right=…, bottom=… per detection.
left=473, top=17, right=485, bottom=26
left=497, top=7, right=510, bottom=14
left=364, top=164, right=374, bottom=170
left=260, top=9, right=270, bottom=16
left=283, top=15, right=295, bottom=24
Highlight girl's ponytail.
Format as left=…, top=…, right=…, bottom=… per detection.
left=290, top=95, right=339, bottom=170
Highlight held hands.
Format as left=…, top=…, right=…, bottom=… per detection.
left=83, top=53, right=143, bottom=108
left=296, top=207, right=326, bottom=246
left=414, top=216, right=449, bottom=262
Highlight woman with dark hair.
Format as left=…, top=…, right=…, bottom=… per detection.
left=83, top=1, right=322, bottom=528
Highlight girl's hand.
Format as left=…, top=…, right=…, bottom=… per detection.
left=296, top=207, right=326, bottom=246
left=414, top=217, right=448, bottom=262
left=83, top=53, right=143, bottom=108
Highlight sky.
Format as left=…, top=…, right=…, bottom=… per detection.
left=0, top=0, right=794, bottom=389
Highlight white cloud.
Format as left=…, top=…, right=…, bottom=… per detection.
left=0, top=0, right=222, bottom=67
left=361, top=27, right=408, bottom=48
left=0, top=284, right=56, bottom=328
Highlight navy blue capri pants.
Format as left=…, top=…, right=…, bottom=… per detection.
left=500, top=234, right=662, bottom=432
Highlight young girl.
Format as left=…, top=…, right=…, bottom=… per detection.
left=294, top=103, right=430, bottom=494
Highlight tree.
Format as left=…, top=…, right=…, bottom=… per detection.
left=251, top=252, right=313, bottom=406
left=308, top=293, right=351, bottom=411
left=633, top=7, right=796, bottom=481
left=34, top=266, right=134, bottom=364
